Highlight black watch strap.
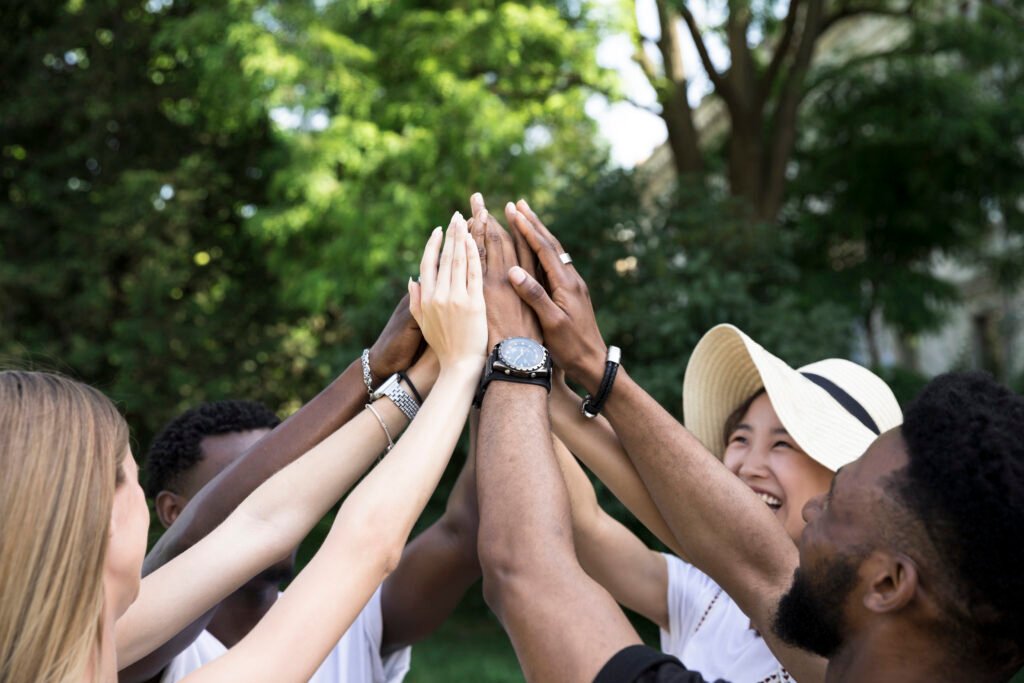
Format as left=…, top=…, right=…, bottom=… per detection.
left=474, top=371, right=551, bottom=407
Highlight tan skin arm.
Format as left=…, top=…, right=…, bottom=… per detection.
left=552, top=437, right=669, bottom=629
left=471, top=194, right=642, bottom=683
left=505, top=199, right=828, bottom=683
left=549, top=371, right=687, bottom=560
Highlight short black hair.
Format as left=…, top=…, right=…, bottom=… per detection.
left=891, top=371, right=1024, bottom=669
left=144, top=400, right=280, bottom=499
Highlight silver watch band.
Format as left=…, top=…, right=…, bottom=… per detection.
left=371, top=373, right=419, bottom=421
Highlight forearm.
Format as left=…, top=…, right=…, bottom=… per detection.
left=143, top=359, right=368, bottom=574
left=553, top=439, right=669, bottom=628
left=185, top=366, right=478, bottom=683
left=550, top=390, right=685, bottom=558
left=118, top=362, right=438, bottom=670
left=601, top=369, right=797, bottom=621
left=380, top=417, right=481, bottom=651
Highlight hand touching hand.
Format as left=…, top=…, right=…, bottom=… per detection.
left=467, top=193, right=542, bottom=349
left=506, top=199, right=608, bottom=394
left=409, top=212, right=487, bottom=371
left=368, top=294, right=424, bottom=383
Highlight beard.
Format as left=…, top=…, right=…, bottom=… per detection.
left=773, top=553, right=860, bottom=658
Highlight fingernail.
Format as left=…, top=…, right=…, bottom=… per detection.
left=509, top=266, right=527, bottom=285
left=433, top=226, right=442, bottom=235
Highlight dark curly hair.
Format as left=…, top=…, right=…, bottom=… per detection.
left=144, top=400, right=280, bottom=499
left=889, top=371, right=1024, bottom=671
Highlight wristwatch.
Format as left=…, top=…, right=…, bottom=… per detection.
left=371, top=373, right=419, bottom=421
left=474, top=337, right=552, bottom=407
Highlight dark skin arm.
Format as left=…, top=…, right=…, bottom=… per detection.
left=472, top=194, right=641, bottom=683
left=505, top=200, right=828, bottom=683
left=120, top=297, right=423, bottom=683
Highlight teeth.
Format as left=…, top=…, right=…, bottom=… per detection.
left=757, top=492, right=782, bottom=508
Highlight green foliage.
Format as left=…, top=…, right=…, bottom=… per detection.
left=0, top=0, right=615, bottom=453
left=787, top=2, right=1024, bottom=343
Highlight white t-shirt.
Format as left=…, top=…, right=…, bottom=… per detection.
left=659, top=554, right=792, bottom=683
left=161, top=586, right=411, bottom=683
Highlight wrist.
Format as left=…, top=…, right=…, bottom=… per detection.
left=570, top=349, right=608, bottom=396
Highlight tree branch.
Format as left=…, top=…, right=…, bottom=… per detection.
left=819, top=0, right=917, bottom=37
left=759, top=0, right=801, bottom=103
left=673, top=1, right=731, bottom=102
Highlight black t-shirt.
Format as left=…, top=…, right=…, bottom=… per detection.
left=594, top=645, right=729, bottom=683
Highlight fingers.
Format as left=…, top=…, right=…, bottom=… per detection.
left=484, top=210, right=508, bottom=277
left=506, top=202, right=538, bottom=279
left=509, top=208, right=572, bottom=291
left=418, top=225, right=444, bottom=302
left=435, top=211, right=462, bottom=300
left=508, top=266, right=566, bottom=329
left=450, top=213, right=469, bottom=297
left=469, top=214, right=488, bottom=276
left=470, top=192, right=486, bottom=218
left=408, top=278, right=422, bottom=327
left=516, top=198, right=566, bottom=254
left=466, top=232, right=483, bottom=302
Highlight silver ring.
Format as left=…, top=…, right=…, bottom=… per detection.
left=559, top=252, right=573, bottom=265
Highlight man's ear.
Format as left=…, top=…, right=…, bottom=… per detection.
left=862, top=551, right=918, bottom=614
left=154, top=490, right=187, bottom=528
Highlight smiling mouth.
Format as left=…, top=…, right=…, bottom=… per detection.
left=755, top=491, right=783, bottom=511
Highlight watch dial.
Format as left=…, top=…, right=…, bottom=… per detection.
left=498, top=338, right=545, bottom=371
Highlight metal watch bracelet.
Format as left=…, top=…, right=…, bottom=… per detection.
left=371, top=372, right=419, bottom=421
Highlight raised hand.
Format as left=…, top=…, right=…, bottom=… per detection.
left=367, top=293, right=424, bottom=383
left=467, top=192, right=542, bottom=349
left=409, top=212, right=487, bottom=370
left=506, top=199, right=608, bottom=394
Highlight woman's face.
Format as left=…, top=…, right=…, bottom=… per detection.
left=105, top=451, right=150, bottom=617
left=722, top=394, right=833, bottom=543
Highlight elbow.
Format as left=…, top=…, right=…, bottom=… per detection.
left=477, top=528, right=534, bottom=619
left=333, top=507, right=409, bottom=580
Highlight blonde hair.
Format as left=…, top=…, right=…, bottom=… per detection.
left=0, top=371, right=129, bottom=683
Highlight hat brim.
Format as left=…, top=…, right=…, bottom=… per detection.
left=683, top=325, right=879, bottom=472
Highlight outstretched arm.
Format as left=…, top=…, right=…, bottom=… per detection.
left=182, top=211, right=486, bottom=683
left=116, top=351, right=439, bottom=669
left=471, top=196, right=640, bottom=683
left=506, top=200, right=827, bottom=683
left=552, top=438, right=669, bottom=629
left=120, top=297, right=424, bottom=682
left=378, top=410, right=481, bottom=653
left=549, top=372, right=685, bottom=559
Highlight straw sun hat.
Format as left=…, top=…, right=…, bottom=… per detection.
left=682, top=324, right=903, bottom=472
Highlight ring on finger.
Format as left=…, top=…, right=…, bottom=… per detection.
left=558, top=252, right=573, bottom=265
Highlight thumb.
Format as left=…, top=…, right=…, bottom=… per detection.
left=408, top=278, right=423, bottom=327
left=508, top=266, right=563, bottom=327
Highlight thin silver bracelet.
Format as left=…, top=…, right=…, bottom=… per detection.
left=365, top=403, right=394, bottom=452
left=360, top=349, right=374, bottom=396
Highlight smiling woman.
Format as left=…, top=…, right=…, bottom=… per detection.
left=549, top=323, right=904, bottom=683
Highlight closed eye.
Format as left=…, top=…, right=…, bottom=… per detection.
left=728, top=434, right=748, bottom=446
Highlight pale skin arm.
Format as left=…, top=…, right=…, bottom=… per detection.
left=551, top=437, right=669, bottom=630
left=549, top=372, right=687, bottom=560
left=507, top=199, right=828, bottom=683
left=378, top=410, right=481, bottom=652
left=121, top=296, right=424, bottom=682
left=180, top=211, right=487, bottom=683
left=115, top=355, right=438, bottom=668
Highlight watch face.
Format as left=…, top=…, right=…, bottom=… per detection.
left=497, top=337, right=546, bottom=371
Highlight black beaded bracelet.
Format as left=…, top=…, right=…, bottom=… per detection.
left=581, top=346, right=622, bottom=418
left=398, top=371, right=423, bottom=405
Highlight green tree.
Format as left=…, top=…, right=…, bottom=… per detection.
left=0, top=0, right=617, bottom=452
left=786, top=1, right=1024, bottom=368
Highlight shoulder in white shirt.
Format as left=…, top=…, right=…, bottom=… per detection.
left=659, top=553, right=791, bottom=683
left=160, top=586, right=411, bottom=683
